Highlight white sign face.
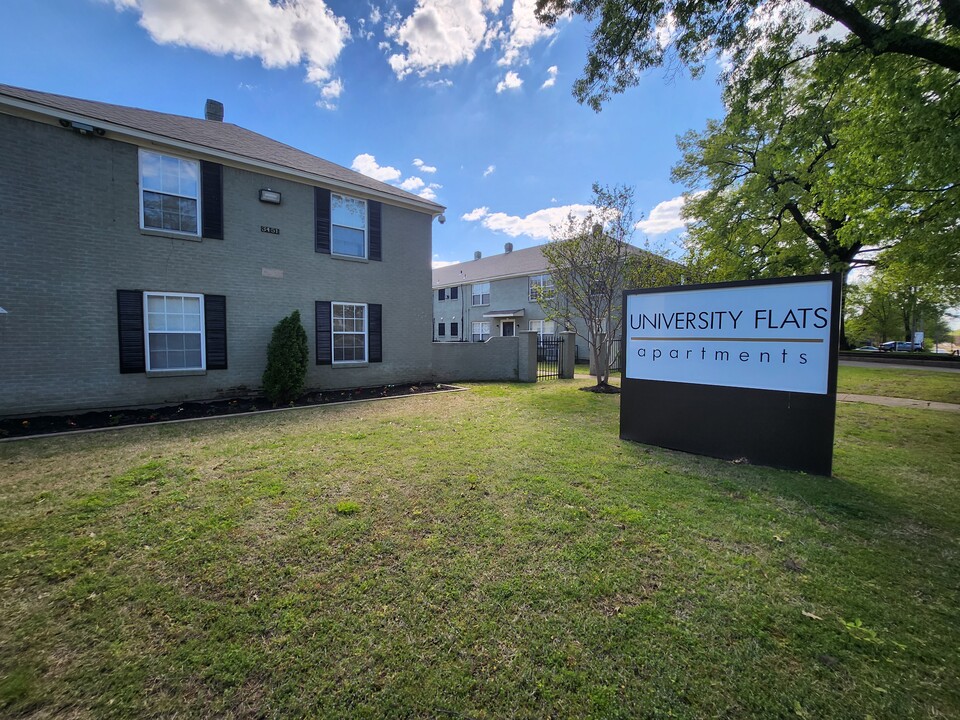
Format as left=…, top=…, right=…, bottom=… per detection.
left=625, top=279, right=834, bottom=395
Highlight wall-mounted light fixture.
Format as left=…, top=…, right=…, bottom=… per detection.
left=58, top=119, right=105, bottom=136
left=259, top=189, right=282, bottom=205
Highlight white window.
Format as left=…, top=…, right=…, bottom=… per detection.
left=332, top=302, right=367, bottom=363
left=472, top=321, right=490, bottom=342
left=529, top=273, right=554, bottom=301
left=139, top=150, right=200, bottom=235
left=472, top=282, right=490, bottom=306
left=144, top=292, right=205, bottom=371
left=332, top=193, right=367, bottom=258
left=529, top=320, right=557, bottom=336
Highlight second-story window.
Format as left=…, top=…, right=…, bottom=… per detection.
left=472, top=282, right=490, bottom=306
left=332, top=193, right=367, bottom=258
left=529, top=273, right=554, bottom=301
left=139, top=150, right=200, bottom=235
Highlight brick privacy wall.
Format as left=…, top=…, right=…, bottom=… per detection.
left=429, top=337, right=520, bottom=382
left=0, top=113, right=435, bottom=416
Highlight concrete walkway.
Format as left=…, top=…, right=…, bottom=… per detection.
left=572, top=375, right=960, bottom=412
left=837, top=393, right=960, bottom=412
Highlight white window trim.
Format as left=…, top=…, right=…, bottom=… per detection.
left=332, top=301, right=368, bottom=364
left=472, top=282, right=490, bottom=306
left=138, top=149, right=201, bottom=237
left=143, top=291, right=206, bottom=372
left=529, top=319, right=557, bottom=336
left=472, top=321, right=490, bottom=342
left=500, top=320, right=516, bottom=337
left=529, top=273, right=555, bottom=301
left=331, top=193, right=368, bottom=260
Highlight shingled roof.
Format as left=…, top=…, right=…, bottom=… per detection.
left=0, top=84, right=444, bottom=214
left=433, top=242, right=660, bottom=288
left=433, top=245, right=550, bottom=287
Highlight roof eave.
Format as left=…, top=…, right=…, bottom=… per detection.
left=0, top=94, right=446, bottom=216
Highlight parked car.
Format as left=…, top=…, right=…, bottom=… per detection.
left=879, top=341, right=923, bottom=352
left=854, top=346, right=880, bottom=352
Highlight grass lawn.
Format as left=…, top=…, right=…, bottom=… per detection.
left=2, top=372, right=959, bottom=718
left=838, top=364, right=960, bottom=404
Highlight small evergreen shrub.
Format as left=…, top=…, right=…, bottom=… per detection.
left=262, top=310, right=309, bottom=404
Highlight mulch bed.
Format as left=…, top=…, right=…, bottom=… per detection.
left=0, top=383, right=459, bottom=440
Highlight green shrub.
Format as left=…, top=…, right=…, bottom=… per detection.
left=262, top=310, right=309, bottom=404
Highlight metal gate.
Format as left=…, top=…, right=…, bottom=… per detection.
left=537, top=335, right=563, bottom=380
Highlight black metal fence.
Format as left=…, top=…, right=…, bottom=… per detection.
left=537, top=335, right=563, bottom=380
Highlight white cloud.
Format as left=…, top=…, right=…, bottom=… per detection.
left=413, top=158, right=437, bottom=173
left=432, top=259, right=458, bottom=269
left=635, top=195, right=698, bottom=235
left=316, top=77, right=343, bottom=109
left=369, top=4, right=382, bottom=24
left=483, top=164, right=496, bottom=177
left=113, top=0, right=349, bottom=103
left=351, top=153, right=402, bottom=182
left=462, top=207, right=490, bottom=221
left=399, top=176, right=426, bottom=191
left=386, top=0, right=497, bottom=79
left=498, top=0, right=557, bottom=67
left=541, top=65, right=558, bottom=89
left=461, top=203, right=597, bottom=240
left=496, top=70, right=523, bottom=93
left=419, top=186, right=439, bottom=201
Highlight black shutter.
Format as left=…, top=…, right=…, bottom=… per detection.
left=368, top=200, right=382, bottom=261
left=200, top=161, right=223, bottom=240
left=315, top=188, right=331, bottom=254
left=117, top=290, right=145, bottom=373
left=451, top=286, right=458, bottom=300
left=368, top=303, right=382, bottom=363
left=204, top=294, right=228, bottom=369
left=316, top=301, right=332, bottom=364
left=438, top=288, right=445, bottom=301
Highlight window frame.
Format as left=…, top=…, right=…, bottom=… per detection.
left=138, top=149, right=202, bottom=237
left=331, top=301, right=368, bottom=364
left=143, top=291, right=206, bottom=372
left=472, top=282, right=490, bottom=306
left=331, top=193, right=368, bottom=259
left=528, top=273, right=555, bottom=301
left=438, top=322, right=446, bottom=337
left=529, top=319, right=557, bottom=336
left=450, top=321, right=459, bottom=337
left=471, top=321, right=490, bottom=342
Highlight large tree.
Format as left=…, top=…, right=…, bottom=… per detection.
left=536, top=0, right=960, bottom=110
left=670, top=47, right=959, bottom=346
left=538, top=184, right=636, bottom=389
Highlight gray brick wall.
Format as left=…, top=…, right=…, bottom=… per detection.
left=0, top=113, right=435, bottom=416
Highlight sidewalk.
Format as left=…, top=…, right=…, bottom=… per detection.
left=572, top=375, right=960, bottom=412
left=837, top=393, right=960, bottom=412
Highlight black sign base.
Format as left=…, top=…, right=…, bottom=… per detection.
left=620, top=379, right=836, bottom=476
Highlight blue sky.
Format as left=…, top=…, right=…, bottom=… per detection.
left=3, top=0, right=725, bottom=267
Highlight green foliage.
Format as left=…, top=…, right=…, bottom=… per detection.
left=262, top=310, right=309, bottom=405
left=845, top=269, right=956, bottom=347
left=536, top=0, right=960, bottom=110
left=334, top=500, right=361, bottom=515
left=539, top=183, right=636, bottom=386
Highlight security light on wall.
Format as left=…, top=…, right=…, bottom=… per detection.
left=259, top=189, right=282, bottom=205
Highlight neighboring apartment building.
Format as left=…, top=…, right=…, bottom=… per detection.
left=432, top=243, right=592, bottom=361
left=0, top=84, right=444, bottom=416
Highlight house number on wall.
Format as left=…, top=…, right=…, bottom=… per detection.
left=261, top=226, right=280, bottom=234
